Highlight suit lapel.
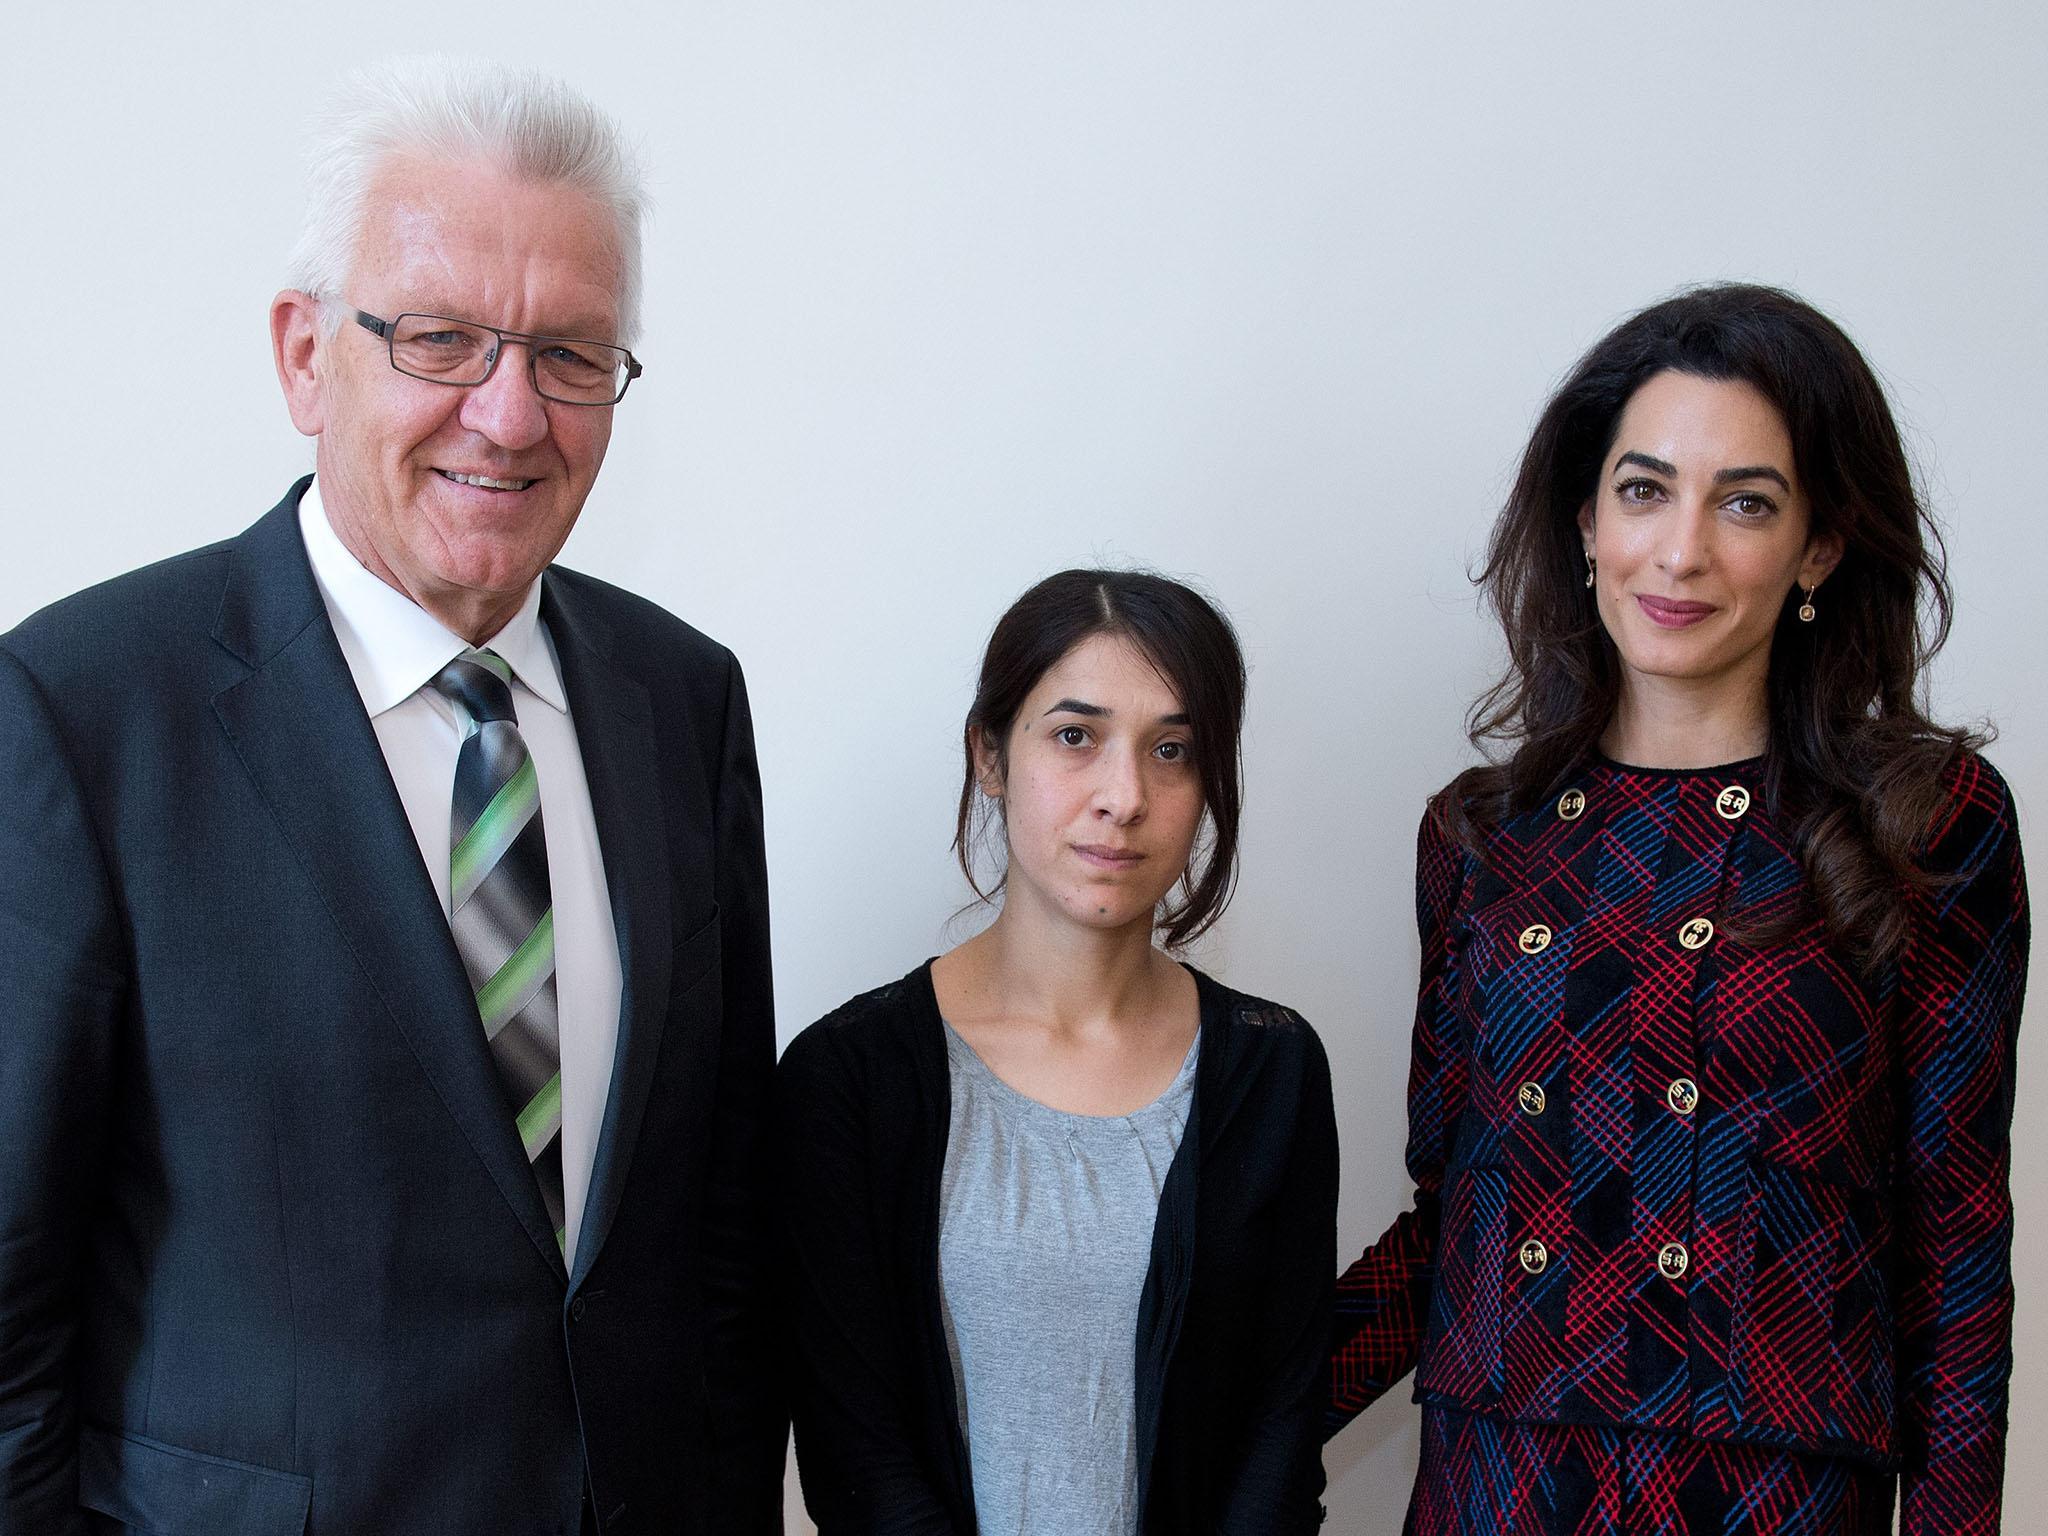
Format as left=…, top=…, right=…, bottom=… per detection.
left=209, top=486, right=567, bottom=1279
left=543, top=579, right=673, bottom=1290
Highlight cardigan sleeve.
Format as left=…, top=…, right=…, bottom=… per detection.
left=1327, top=794, right=1469, bottom=1437
left=1894, top=754, right=2029, bottom=1535
left=1215, top=1026, right=1339, bottom=1532
left=777, top=1020, right=966, bottom=1536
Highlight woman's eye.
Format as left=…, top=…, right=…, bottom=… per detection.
left=1727, top=493, right=1777, bottom=518
left=1054, top=725, right=1090, bottom=748
left=1155, top=740, right=1190, bottom=763
left=1617, top=478, right=1661, bottom=504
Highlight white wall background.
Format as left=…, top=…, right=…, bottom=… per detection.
left=4, top=4, right=2042, bottom=1530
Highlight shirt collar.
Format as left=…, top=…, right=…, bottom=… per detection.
left=297, top=477, right=567, bottom=718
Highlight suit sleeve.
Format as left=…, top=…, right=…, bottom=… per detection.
left=777, top=1029, right=964, bottom=1535
left=703, top=651, right=786, bottom=1530
left=1216, top=1030, right=1339, bottom=1534
left=1327, top=796, right=1468, bottom=1438
left=1895, top=755, right=2028, bottom=1535
left=0, top=647, right=121, bottom=1536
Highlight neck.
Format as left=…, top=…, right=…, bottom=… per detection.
left=954, top=892, right=1175, bottom=1034
left=1602, top=665, right=1769, bottom=769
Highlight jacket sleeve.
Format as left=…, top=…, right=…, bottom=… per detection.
left=1895, top=754, right=2028, bottom=1535
left=1327, top=796, right=1468, bottom=1437
left=703, top=653, right=787, bottom=1531
left=1216, top=1029, right=1339, bottom=1534
left=777, top=1025, right=964, bottom=1535
left=0, top=647, right=121, bottom=1536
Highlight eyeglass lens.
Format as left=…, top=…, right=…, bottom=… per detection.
left=388, top=314, right=629, bottom=404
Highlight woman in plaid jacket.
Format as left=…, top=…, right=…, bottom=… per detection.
left=1329, top=285, right=2029, bottom=1534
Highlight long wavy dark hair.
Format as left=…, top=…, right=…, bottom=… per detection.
left=1451, top=283, right=1981, bottom=971
left=954, top=569, right=1247, bottom=948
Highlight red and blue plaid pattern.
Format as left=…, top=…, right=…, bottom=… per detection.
left=1331, top=754, right=2028, bottom=1533
left=1406, top=1407, right=1894, bottom=1534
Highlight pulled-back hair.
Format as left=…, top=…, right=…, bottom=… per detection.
left=955, top=569, right=1247, bottom=948
left=285, top=56, right=647, bottom=345
left=1453, top=282, right=1981, bottom=972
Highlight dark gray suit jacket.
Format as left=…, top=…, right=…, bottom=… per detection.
left=0, top=480, right=782, bottom=1535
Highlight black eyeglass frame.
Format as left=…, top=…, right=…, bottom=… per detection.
left=348, top=307, right=643, bottom=405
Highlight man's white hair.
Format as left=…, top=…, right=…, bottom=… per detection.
left=284, top=56, right=647, bottom=348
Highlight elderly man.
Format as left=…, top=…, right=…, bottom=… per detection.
left=0, top=60, right=780, bottom=1535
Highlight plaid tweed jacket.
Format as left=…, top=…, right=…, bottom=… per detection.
left=1330, top=751, right=2028, bottom=1534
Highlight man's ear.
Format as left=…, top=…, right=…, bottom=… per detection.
left=1800, top=528, right=1845, bottom=590
left=271, top=290, right=329, bottom=438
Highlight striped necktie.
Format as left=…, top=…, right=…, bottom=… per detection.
left=431, top=649, right=566, bottom=1248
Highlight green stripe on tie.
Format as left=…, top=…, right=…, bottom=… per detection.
left=476, top=909, right=555, bottom=1029
left=517, top=1071, right=563, bottom=1159
left=451, top=755, right=540, bottom=898
left=472, top=651, right=514, bottom=684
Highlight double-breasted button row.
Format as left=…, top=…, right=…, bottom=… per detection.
left=1520, top=915, right=1713, bottom=955
left=1523, top=916, right=1709, bottom=955
left=1514, top=1238, right=1691, bottom=1281
left=1518, top=1078, right=1695, bottom=1119
left=1555, top=782, right=1751, bottom=823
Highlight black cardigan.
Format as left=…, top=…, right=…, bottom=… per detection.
left=777, top=960, right=1337, bottom=1535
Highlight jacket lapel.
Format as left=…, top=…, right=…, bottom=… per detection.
left=542, top=579, right=673, bottom=1290
left=208, top=484, right=567, bottom=1279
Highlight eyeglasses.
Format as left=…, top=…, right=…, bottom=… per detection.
left=346, top=307, right=642, bottom=405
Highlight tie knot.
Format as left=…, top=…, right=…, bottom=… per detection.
left=432, top=649, right=518, bottom=727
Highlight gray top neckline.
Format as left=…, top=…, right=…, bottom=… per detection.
left=941, top=1020, right=1201, bottom=1138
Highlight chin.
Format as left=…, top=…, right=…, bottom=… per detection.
left=1061, top=892, right=1156, bottom=930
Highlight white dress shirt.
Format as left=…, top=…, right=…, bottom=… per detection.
left=299, top=480, right=622, bottom=1272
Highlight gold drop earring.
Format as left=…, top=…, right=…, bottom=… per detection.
left=1798, top=583, right=1817, bottom=623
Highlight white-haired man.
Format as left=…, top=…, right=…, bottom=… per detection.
left=0, top=60, right=781, bottom=1535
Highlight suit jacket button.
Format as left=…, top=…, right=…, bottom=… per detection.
left=1715, top=784, right=1752, bottom=820
left=1557, top=787, right=1587, bottom=821
left=570, top=1296, right=588, bottom=1322
left=1518, top=924, right=1553, bottom=955
left=1658, top=1242, right=1690, bottom=1280
left=1518, top=1238, right=1549, bottom=1275
left=1677, top=916, right=1714, bottom=950
left=1517, top=1081, right=1547, bottom=1116
left=1667, top=1077, right=1698, bottom=1115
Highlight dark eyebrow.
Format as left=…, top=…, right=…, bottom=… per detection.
left=1714, top=464, right=1791, bottom=492
left=1615, top=451, right=1676, bottom=477
left=1041, top=700, right=1192, bottom=727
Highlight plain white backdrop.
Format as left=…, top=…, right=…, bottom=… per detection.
left=4, top=4, right=2042, bottom=1530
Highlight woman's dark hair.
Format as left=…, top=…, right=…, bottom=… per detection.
left=954, top=569, right=1247, bottom=948
left=1454, top=282, right=1981, bottom=971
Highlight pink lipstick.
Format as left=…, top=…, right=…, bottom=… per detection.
left=1636, top=595, right=1716, bottom=629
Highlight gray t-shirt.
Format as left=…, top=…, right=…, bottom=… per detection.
left=937, top=1021, right=1198, bottom=1536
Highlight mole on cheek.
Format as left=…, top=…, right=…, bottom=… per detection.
left=1097, top=906, right=1108, bottom=915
